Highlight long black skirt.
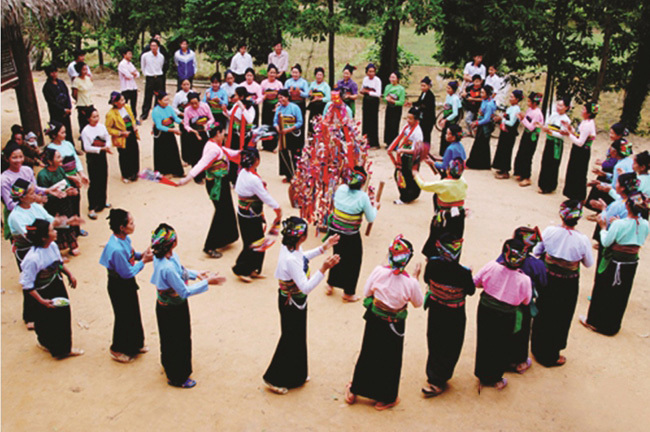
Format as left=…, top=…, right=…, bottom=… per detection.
left=279, top=132, right=302, bottom=179
left=421, top=114, right=435, bottom=145
left=232, top=214, right=265, bottom=276
left=154, top=131, right=184, bottom=177
left=187, top=130, right=208, bottom=182
left=228, top=130, right=243, bottom=185
left=117, top=132, right=140, bottom=180
left=466, top=125, right=493, bottom=170
left=204, top=179, right=239, bottom=251
left=537, top=136, right=563, bottom=193
left=507, top=305, right=532, bottom=366
left=563, top=144, right=591, bottom=201
left=384, top=105, right=402, bottom=147
left=326, top=231, right=362, bottom=296
left=513, top=129, right=540, bottom=180
left=492, top=127, right=519, bottom=173
left=33, top=278, right=72, bottom=358
left=293, top=100, right=307, bottom=143
left=263, top=292, right=308, bottom=388
left=421, top=206, right=465, bottom=258
left=86, top=152, right=108, bottom=212
left=474, top=302, right=514, bottom=385
left=261, top=102, right=278, bottom=152
left=14, top=246, right=40, bottom=324
left=395, top=154, right=420, bottom=203
left=531, top=272, right=579, bottom=366
left=307, top=100, right=326, bottom=136
left=156, top=300, right=192, bottom=385
left=586, top=259, right=638, bottom=336
left=426, top=300, right=466, bottom=387
left=350, top=309, right=405, bottom=404
left=180, top=125, right=192, bottom=165
left=107, top=274, right=144, bottom=356
left=362, top=96, right=380, bottom=147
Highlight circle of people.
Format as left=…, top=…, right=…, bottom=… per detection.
left=3, top=41, right=649, bottom=408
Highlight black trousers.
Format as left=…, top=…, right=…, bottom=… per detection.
left=107, top=274, right=145, bottom=356
left=86, top=152, right=108, bottom=211
left=563, top=144, right=590, bottom=201
left=141, top=75, right=164, bottom=119
left=538, top=137, right=564, bottom=193
left=122, top=90, right=138, bottom=118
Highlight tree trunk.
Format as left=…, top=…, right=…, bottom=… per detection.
left=328, top=0, right=335, bottom=89
left=8, top=27, right=44, bottom=146
left=97, top=39, right=104, bottom=67
left=377, top=18, right=400, bottom=90
left=620, top=3, right=650, bottom=131
left=541, top=0, right=566, bottom=116
left=74, top=15, right=82, bottom=51
left=593, top=15, right=613, bottom=102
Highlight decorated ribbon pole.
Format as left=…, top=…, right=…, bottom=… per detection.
left=365, top=181, right=384, bottom=236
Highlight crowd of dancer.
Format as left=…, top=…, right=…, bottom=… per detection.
left=2, top=40, right=649, bottom=409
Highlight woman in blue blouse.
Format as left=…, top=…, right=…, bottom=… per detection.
left=284, top=64, right=309, bottom=140
left=99, top=209, right=153, bottom=363
left=150, top=223, right=225, bottom=388
left=466, top=85, right=496, bottom=170
left=152, top=91, right=184, bottom=177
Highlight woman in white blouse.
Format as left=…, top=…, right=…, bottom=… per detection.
left=562, top=102, right=598, bottom=201
left=80, top=109, right=112, bottom=219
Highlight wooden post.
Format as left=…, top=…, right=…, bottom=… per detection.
left=7, top=27, right=43, bottom=146
left=328, top=0, right=335, bottom=89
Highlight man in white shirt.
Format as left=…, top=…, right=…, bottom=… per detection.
left=463, top=54, right=486, bottom=84
left=230, top=43, right=253, bottom=84
left=118, top=48, right=140, bottom=119
left=267, top=42, right=289, bottom=83
left=67, top=49, right=92, bottom=82
left=485, top=65, right=506, bottom=106
left=140, top=39, right=165, bottom=120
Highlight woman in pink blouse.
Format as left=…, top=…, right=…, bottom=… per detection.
left=260, top=64, right=283, bottom=152
left=183, top=92, right=215, bottom=183
left=240, top=67, right=263, bottom=127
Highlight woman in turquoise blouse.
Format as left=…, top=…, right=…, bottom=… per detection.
left=152, top=91, right=184, bottom=177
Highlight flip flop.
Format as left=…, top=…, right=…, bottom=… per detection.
left=478, top=378, right=507, bottom=394
left=344, top=382, right=356, bottom=404
left=325, top=285, right=333, bottom=296
left=110, top=350, right=133, bottom=363
left=203, top=249, right=222, bottom=259
left=342, top=295, right=360, bottom=303
left=139, top=346, right=150, bottom=354
left=375, top=397, right=400, bottom=411
left=26, top=321, right=35, bottom=331
left=579, top=315, right=598, bottom=333
left=264, top=380, right=288, bottom=395
left=168, top=378, right=196, bottom=389
left=421, top=383, right=445, bottom=398
left=516, top=358, right=532, bottom=374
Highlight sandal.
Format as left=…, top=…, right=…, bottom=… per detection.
left=110, top=350, right=134, bottom=363
left=203, top=249, right=222, bottom=259
left=554, top=355, right=567, bottom=366
left=579, top=315, right=598, bottom=333
left=421, top=383, right=445, bottom=398
left=264, top=380, right=288, bottom=395
left=26, top=322, right=35, bottom=331
left=342, top=295, right=360, bottom=303
left=325, top=285, right=333, bottom=296
left=67, top=348, right=85, bottom=357
left=344, top=382, right=356, bottom=404
left=237, top=274, right=253, bottom=283
left=251, top=271, right=266, bottom=279
left=139, top=345, right=150, bottom=354
left=375, top=397, right=400, bottom=411
left=36, top=342, right=49, bottom=352
left=168, top=378, right=196, bottom=389
left=478, top=378, right=507, bottom=394
left=515, top=358, right=532, bottom=374
left=88, top=211, right=97, bottom=220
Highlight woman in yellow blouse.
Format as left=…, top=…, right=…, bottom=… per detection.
left=106, top=91, right=140, bottom=183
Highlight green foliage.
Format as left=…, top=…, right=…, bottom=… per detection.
left=365, top=44, right=418, bottom=84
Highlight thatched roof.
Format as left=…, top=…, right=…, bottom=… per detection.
left=2, top=0, right=112, bottom=28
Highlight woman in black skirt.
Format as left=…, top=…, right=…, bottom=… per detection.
left=80, top=108, right=112, bottom=220
left=360, top=63, right=381, bottom=148
left=151, top=91, right=184, bottom=177
left=492, top=90, right=523, bottom=178
left=563, top=102, right=598, bottom=201
left=20, top=219, right=84, bottom=358
left=150, top=223, right=225, bottom=388
left=177, top=123, right=240, bottom=258
left=183, top=92, right=215, bottom=184
left=537, top=97, right=571, bottom=194
left=513, top=92, right=544, bottom=187
left=99, top=209, right=152, bottom=363
left=345, top=235, right=423, bottom=410
left=307, top=67, right=331, bottom=136
left=263, top=217, right=339, bottom=394
left=410, top=76, right=436, bottom=146
left=466, top=85, right=496, bottom=170
left=383, top=71, right=406, bottom=147
left=581, top=193, right=648, bottom=336
left=585, top=123, right=629, bottom=211
left=105, top=91, right=140, bottom=183
left=387, top=107, right=423, bottom=205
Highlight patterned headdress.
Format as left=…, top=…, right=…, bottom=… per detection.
left=503, top=238, right=527, bottom=269
left=435, top=233, right=463, bottom=262
left=528, top=92, right=542, bottom=105
left=10, top=178, right=30, bottom=202
left=627, top=191, right=649, bottom=219
left=513, top=226, right=541, bottom=251
left=150, top=224, right=177, bottom=256
left=240, top=148, right=259, bottom=169
left=611, top=139, right=633, bottom=158
left=281, top=217, right=308, bottom=240
left=559, top=200, right=583, bottom=223
left=448, top=157, right=465, bottom=179
left=585, top=102, right=599, bottom=117
left=618, top=172, right=640, bottom=196
left=348, top=166, right=367, bottom=188
left=388, top=234, right=414, bottom=274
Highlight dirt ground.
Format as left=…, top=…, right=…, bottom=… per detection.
left=2, top=70, right=649, bottom=431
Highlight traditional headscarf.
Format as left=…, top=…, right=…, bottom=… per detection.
left=281, top=216, right=308, bottom=240
left=618, top=172, right=640, bottom=196
left=347, top=166, right=367, bottom=189
left=150, top=223, right=177, bottom=256
left=610, top=123, right=629, bottom=137
left=559, top=200, right=583, bottom=224
left=448, top=81, right=458, bottom=92
left=365, top=63, right=376, bottom=72
left=240, top=148, right=259, bottom=169
left=10, top=178, right=30, bottom=202
left=585, top=102, right=599, bottom=118
left=528, top=92, right=542, bottom=105
left=611, top=139, right=633, bottom=158
left=512, top=90, right=524, bottom=101
left=421, top=76, right=432, bottom=86
left=388, top=235, right=414, bottom=274
left=108, top=91, right=122, bottom=105
left=435, top=232, right=463, bottom=262
left=25, top=219, right=51, bottom=248
left=513, top=226, right=541, bottom=251
left=502, top=238, right=527, bottom=269
left=627, top=191, right=648, bottom=219
left=448, top=157, right=465, bottom=179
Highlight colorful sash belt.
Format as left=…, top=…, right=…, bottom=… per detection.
left=364, top=296, right=408, bottom=323
left=157, top=288, right=185, bottom=306
left=328, top=208, right=362, bottom=235
left=31, top=260, right=63, bottom=291
left=544, top=254, right=580, bottom=279
left=61, top=155, right=78, bottom=175
left=524, top=127, right=540, bottom=143
left=205, top=158, right=229, bottom=201
left=426, top=280, right=466, bottom=308
left=237, top=196, right=263, bottom=218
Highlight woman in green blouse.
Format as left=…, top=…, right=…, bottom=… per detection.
left=383, top=72, right=406, bottom=148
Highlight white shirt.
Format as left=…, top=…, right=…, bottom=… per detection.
left=20, top=243, right=63, bottom=291
left=545, top=111, right=571, bottom=140
left=81, top=123, right=111, bottom=154
left=402, top=123, right=424, bottom=145
left=463, top=61, right=486, bottom=80
left=140, top=51, right=165, bottom=76
left=118, top=59, right=139, bottom=91
left=267, top=50, right=289, bottom=74
left=361, top=76, right=382, bottom=98
left=234, top=169, right=279, bottom=209
left=533, top=225, right=594, bottom=267
left=485, top=73, right=504, bottom=93
left=172, top=90, right=190, bottom=115
left=227, top=104, right=255, bottom=123
left=229, top=52, right=253, bottom=75
left=222, top=82, right=240, bottom=99
left=274, top=245, right=325, bottom=294
left=67, top=61, right=92, bottom=82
